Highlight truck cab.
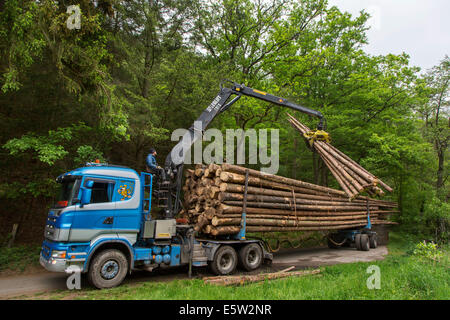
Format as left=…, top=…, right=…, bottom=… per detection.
left=40, top=163, right=146, bottom=284
left=40, top=162, right=271, bottom=289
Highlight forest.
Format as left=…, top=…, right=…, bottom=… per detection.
left=0, top=0, right=448, bottom=244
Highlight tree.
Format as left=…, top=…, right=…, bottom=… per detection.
left=423, top=56, right=449, bottom=196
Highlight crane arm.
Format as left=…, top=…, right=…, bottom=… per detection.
left=231, top=83, right=324, bottom=127
left=165, top=81, right=324, bottom=169
left=159, top=81, right=325, bottom=219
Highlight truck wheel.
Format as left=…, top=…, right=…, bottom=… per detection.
left=369, top=234, right=378, bottom=248
left=88, top=249, right=128, bottom=289
left=210, top=245, right=237, bottom=275
left=355, top=234, right=362, bottom=250
left=239, top=243, right=263, bottom=271
left=360, top=234, right=370, bottom=251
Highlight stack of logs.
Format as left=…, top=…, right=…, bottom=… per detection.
left=180, top=163, right=398, bottom=237
left=287, top=113, right=393, bottom=198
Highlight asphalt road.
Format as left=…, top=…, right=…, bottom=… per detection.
left=0, top=245, right=388, bottom=299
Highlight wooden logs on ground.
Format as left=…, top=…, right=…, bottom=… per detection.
left=180, top=164, right=397, bottom=237
left=203, top=268, right=321, bottom=286
left=287, top=113, right=393, bottom=198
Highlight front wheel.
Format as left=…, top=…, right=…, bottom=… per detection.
left=88, top=249, right=128, bottom=289
left=210, top=245, right=237, bottom=275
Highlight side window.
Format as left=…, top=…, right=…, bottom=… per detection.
left=85, top=179, right=115, bottom=204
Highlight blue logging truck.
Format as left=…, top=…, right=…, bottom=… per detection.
left=39, top=82, right=356, bottom=289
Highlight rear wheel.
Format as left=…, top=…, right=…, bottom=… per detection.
left=369, top=234, right=378, bottom=248
left=210, top=245, right=237, bottom=275
left=239, top=243, right=263, bottom=271
left=360, top=234, right=370, bottom=251
left=355, top=234, right=362, bottom=250
left=88, top=249, right=128, bottom=289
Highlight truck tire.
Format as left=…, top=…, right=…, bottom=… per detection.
left=239, top=243, right=263, bottom=271
left=210, top=245, right=237, bottom=276
left=360, top=234, right=370, bottom=251
left=369, top=234, right=378, bottom=248
left=355, top=234, right=362, bottom=250
left=88, top=249, right=128, bottom=289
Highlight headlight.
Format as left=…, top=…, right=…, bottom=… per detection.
left=51, top=250, right=66, bottom=259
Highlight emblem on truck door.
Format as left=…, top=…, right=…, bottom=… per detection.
left=117, top=181, right=134, bottom=201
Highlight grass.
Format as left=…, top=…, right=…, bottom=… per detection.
left=35, top=231, right=449, bottom=300
left=0, top=245, right=42, bottom=273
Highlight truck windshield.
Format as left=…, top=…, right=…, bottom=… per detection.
left=54, top=178, right=80, bottom=208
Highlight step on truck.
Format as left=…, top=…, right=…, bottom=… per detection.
left=39, top=81, right=371, bottom=289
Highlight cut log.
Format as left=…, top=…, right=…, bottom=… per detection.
left=182, top=163, right=396, bottom=237
left=204, top=269, right=321, bottom=286
left=220, top=164, right=348, bottom=197
left=287, top=114, right=393, bottom=197
left=217, top=203, right=379, bottom=213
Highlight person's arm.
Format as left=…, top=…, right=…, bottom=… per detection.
left=146, top=154, right=157, bottom=170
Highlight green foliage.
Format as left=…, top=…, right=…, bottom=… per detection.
left=0, top=0, right=46, bottom=92
left=424, top=196, right=450, bottom=222
left=74, top=145, right=105, bottom=166
left=3, top=128, right=72, bottom=165
left=0, top=245, right=42, bottom=272
left=2, top=123, right=94, bottom=165
left=0, top=179, right=56, bottom=199
left=413, top=241, right=444, bottom=262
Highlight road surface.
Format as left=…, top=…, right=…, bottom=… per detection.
left=0, top=245, right=388, bottom=299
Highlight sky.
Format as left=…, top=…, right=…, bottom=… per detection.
left=327, top=0, right=450, bottom=72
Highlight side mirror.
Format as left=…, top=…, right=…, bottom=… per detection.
left=80, top=180, right=94, bottom=207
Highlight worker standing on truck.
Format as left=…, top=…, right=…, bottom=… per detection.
left=146, top=148, right=165, bottom=180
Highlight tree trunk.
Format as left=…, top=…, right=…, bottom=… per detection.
left=436, top=148, right=445, bottom=193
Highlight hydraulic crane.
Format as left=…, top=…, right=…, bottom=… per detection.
left=157, top=80, right=326, bottom=219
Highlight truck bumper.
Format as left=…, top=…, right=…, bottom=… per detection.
left=40, top=252, right=67, bottom=273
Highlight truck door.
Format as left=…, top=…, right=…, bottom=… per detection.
left=113, top=179, right=140, bottom=239
left=70, top=178, right=117, bottom=242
